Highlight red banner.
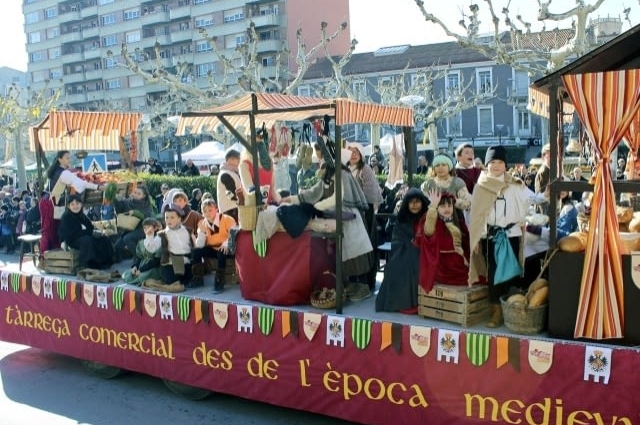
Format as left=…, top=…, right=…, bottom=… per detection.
left=0, top=271, right=638, bottom=425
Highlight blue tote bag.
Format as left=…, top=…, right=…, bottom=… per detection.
left=493, top=228, right=522, bottom=285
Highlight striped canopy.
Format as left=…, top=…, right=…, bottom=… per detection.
left=176, top=93, right=414, bottom=137
left=30, top=111, right=142, bottom=152
left=562, top=70, right=640, bottom=340
left=623, top=114, right=640, bottom=179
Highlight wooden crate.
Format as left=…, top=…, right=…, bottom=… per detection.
left=418, top=284, right=490, bottom=327
left=83, top=189, right=103, bottom=206
left=43, top=249, right=80, bottom=275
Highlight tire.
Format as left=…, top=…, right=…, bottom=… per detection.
left=81, top=360, right=125, bottom=379
left=162, top=379, right=212, bottom=400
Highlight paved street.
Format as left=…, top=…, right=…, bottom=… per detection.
left=0, top=255, right=359, bottom=425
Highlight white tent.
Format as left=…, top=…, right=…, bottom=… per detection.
left=176, top=141, right=225, bottom=165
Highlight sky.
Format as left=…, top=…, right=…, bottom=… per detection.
left=0, top=0, right=637, bottom=72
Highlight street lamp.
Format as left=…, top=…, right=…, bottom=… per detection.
left=496, top=124, right=505, bottom=146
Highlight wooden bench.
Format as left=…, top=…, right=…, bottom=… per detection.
left=18, top=234, right=42, bottom=271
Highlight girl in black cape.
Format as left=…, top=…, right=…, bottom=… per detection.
left=376, top=188, right=430, bottom=313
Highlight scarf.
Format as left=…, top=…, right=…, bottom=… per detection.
left=468, top=171, right=525, bottom=285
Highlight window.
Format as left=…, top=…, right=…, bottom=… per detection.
left=513, top=70, right=529, bottom=98
left=352, top=80, right=366, bottom=97
left=125, top=30, right=141, bottom=43
left=48, top=47, right=61, bottom=59
left=102, top=35, right=117, bottom=46
left=259, top=31, right=272, bottom=41
left=261, top=56, right=274, bottom=67
left=31, top=71, right=47, bottom=83
left=196, top=62, right=215, bottom=77
left=45, top=7, right=58, bottom=19
left=28, top=31, right=41, bottom=44
left=26, top=12, right=39, bottom=24
left=235, top=35, right=246, bottom=46
left=131, top=96, right=147, bottom=110
left=297, top=86, right=311, bottom=96
left=477, top=106, right=494, bottom=135
left=259, top=5, right=279, bottom=15
left=101, top=13, right=116, bottom=26
left=106, top=78, right=120, bottom=90
left=446, top=71, right=460, bottom=96
left=129, top=75, right=144, bottom=87
left=223, top=8, right=244, bottom=23
left=50, top=68, right=63, bottom=78
left=123, top=8, right=140, bottom=21
left=30, top=52, right=44, bottom=62
left=446, top=112, right=462, bottom=136
left=47, top=27, right=60, bottom=39
left=98, top=0, right=114, bottom=5
left=195, top=16, right=213, bottom=27
left=194, top=0, right=211, bottom=4
left=196, top=41, right=212, bottom=53
left=476, top=68, right=492, bottom=94
left=518, top=110, right=531, bottom=133
left=104, top=57, right=116, bottom=68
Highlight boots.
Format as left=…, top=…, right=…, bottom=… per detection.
left=212, top=267, right=225, bottom=294
left=186, top=263, right=205, bottom=289
left=486, top=304, right=503, bottom=328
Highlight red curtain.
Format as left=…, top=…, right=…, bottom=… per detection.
left=562, top=70, right=640, bottom=339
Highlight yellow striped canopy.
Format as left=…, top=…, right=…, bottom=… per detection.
left=176, top=93, right=414, bottom=137
left=30, top=111, right=142, bottom=152
left=562, top=70, right=640, bottom=340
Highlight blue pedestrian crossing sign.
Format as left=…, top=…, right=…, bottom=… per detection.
left=82, top=154, right=107, bottom=173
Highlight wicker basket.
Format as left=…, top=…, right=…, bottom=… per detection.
left=500, top=296, right=548, bottom=335
left=310, top=287, right=347, bottom=309
left=116, top=213, right=141, bottom=231
left=238, top=205, right=257, bottom=231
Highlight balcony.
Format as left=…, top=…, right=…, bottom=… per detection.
left=62, top=51, right=84, bottom=63
left=86, top=91, right=104, bottom=102
left=66, top=93, right=87, bottom=104
left=170, top=29, right=193, bottom=43
left=82, top=26, right=99, bottom=38
left=257, top=39, right=282, bottom=53
left=169, top=5, right=191, bottom=20
left=260, top=65, right=279, bottom=79
left=250, top=14, right=280, bottom=28
left=84, top=47, right=102, bottom=60
left=62, top=10, right=82, bottom=22
left=80, top=5, right=98, bottom=18
left=84, top=69, right=104, bottom=81
left=59, top=31, right=83, bottom=44
left=64, top=72, right=85, bottom=84
left=507, top=85, right=529, bottom=106
left=141, top=10, right=170, bottom=26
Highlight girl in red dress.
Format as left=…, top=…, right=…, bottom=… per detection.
left=417, top=190, right=470, bottom=293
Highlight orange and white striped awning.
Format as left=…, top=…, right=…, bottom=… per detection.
left=30, top=111, right=142, bottom=152
left=176, top=93, right=414, bottom=137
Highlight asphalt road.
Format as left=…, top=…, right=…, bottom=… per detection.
left=0, top=254, right=360, bottom=425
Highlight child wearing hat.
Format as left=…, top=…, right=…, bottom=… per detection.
left=468, top=146, right=543, bottom=327
left=420, top=154, right=472, bottom=216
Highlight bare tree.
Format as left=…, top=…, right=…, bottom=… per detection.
left=414, top=0, right=620, bottom=73
left=0, top=84, right=60, bottom=189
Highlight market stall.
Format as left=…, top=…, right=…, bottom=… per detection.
left=529, top=23, right=640, bottom=343
left=176, top=93, right=414, bottom=312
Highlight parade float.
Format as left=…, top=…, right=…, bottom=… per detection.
left=2, top=34, right=640, bottom=423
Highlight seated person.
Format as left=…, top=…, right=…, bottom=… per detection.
left=122, top=218, right=162, bottom=286
left=58, top=194, right=114, bottom=270
left=157, top=204, right=193, bottom=288
left=189, top=199, right=236, bottom=293
left=112, top=185, right=154, bottom=259
left=172, top=191, right=203, bottom=236
left=526, top=189, right=578, bottom=243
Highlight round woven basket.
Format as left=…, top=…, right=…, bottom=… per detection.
left=238, top=205, right=257, bottom=231
left=500, top=296, right=548, bottom=335
left=310, top=287, right=347, bottom=309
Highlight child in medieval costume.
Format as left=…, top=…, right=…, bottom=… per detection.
left=144, top=204, right=192, bottom=292
left=285, top=148, right=374, bottom=301
left=172, top=191, right=203, bottom=236
left=419, top=190, right=470, bottom=294
left=421, top=154, right=472, bottom=223
left=375, top=188, right=430, bottom=313
left=454, top=143, right=482, bottom=194
left=189, top=199, right=236, bottom=293
left=123, top=218, right=162, bottom=286
left=468, top=146, right=543, bottom=327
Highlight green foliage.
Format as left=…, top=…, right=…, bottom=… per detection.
left=375, top=174, right=426, bottom=188
left=136, top=173, right=218, bottom=199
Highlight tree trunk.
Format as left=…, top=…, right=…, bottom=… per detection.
left=13, top=131, right=27, bottom=191
left=427, top=121, right=439, bottom=152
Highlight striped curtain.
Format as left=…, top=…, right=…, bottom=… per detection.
left=562, top=70, right=640, bottom=340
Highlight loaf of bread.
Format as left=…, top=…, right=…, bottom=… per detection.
left=558, top=232, right=587, bottom=252
left=528, top=286, right=549, bottom=307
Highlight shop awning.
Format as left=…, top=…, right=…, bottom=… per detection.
left=30, top=111, right=142, bottom=152
left=176, top=93, right=414, bottom=137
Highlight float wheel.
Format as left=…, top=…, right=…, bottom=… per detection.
left=162, top=379, right=212, bottom=400
left=81, top=360, right=125, bottom=379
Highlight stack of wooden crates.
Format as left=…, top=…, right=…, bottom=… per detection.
left=43, top=249, right=80, bottom=275
left=418, top=284, right=489, bottom=327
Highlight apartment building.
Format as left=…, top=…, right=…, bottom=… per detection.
left=23, top=0, right=350, bottom=112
